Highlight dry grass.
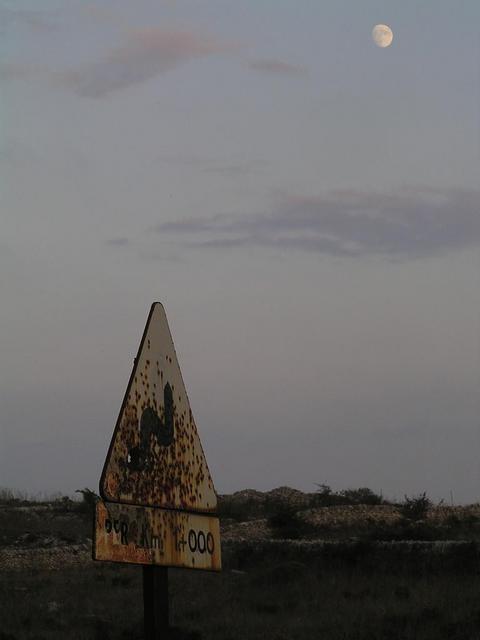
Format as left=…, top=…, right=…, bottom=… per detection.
left=3, top=493, right=480, bottom=638
left=0, top=564, right=143, bottom=640
left=2, top=553, right=480, bottom=639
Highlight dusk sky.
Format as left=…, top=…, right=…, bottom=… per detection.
left=1, top=1, right=479, bottom=502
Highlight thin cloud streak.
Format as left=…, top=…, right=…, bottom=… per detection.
left=106, top=237, right=130, bottom=247
left=153, top=153, right=264, bottom=177
left=157, top=187, right=480, bottom=258
left=0, top=62, right=48, bottom=81
left=59, top=28, right=231, bottom=97
left=0, top=7, right=58, bottom=33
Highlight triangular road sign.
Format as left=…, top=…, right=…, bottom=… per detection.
left=100, top=303, right=217, bottom=513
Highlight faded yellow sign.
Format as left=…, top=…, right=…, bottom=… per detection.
left=100, top=302, right=217, bottom=513
left=97, top=303, right=221, bottom=571
left=94, top=500, right=221, bottom=571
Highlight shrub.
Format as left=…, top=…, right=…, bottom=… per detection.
left=310, top=484, right=384, bottom=507
left=75, top=488, right=99, bottom=514
left=0, top=487, right=29, bottom=505
left=267, top=508, right=302, bottom=539
left=340, top=487, right=384, bottom=506
left=311, top=484, right=336, bottom=507
left=399, top=492, right=432, bottom=521
left=267, top=505, right=313, bottom=539
left=217, top=496, right=262, bottom=521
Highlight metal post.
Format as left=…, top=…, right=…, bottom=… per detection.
left=143, top=566, right=169, bottom=640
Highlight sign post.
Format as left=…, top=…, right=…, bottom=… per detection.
left=93, top=303, right=221, bottom=637
left=143, top=566, right=169, bottom=640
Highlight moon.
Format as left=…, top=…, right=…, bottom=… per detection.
left=372, top=24, right=393, bottom=48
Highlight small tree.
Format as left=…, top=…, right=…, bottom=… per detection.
left=340, top=487, right=383, bottom=506
left=267, top=505, right=307, bottom=539
left=312, top=484, right=336, bottom=507
left=75, top=488, right=99, bottom=513
left=399, top=492, right=432, bottom=521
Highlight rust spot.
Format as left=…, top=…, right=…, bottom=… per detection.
left=101, top=303, right=218, bottom=513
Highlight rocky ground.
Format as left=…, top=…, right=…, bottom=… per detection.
left=2, top=487, right=480, bottom=571
left=4, top=489, right=480, bottom=639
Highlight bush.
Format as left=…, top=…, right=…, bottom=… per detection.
left=75, top=488, right=99, bottom=514
left=310, top=484, right=336, bottom=507
left=0, top=487, right=29, bottom=505
left=399, top=493, right=432, bottom=521
left=217, top=496, right=263, bottom=521
left=267, top=506, right=313, bottom=540
left=340, top=488, right=384, bottom=506
left=310, top=484, right=385, bottom=508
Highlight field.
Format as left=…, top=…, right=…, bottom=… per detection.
left=2, top=488, right=480, bottom=639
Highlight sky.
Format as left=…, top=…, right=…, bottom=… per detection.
left=1, top=0, right=480, bottom=502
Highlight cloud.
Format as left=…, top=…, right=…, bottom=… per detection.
left=106, top=237, right=130, bottom=247
left=0, top=7, right=57, bottom=33
left=59, top=28, right=230, bottom=97
left=201, top=162, right=258, bottom=177
left=0, top=62, right=47, bottom=82
left=249, top=59, right=307, bottom=76
left=153, top=153, right=264, bottom=177
left=156, top=187, right=480, bottom=259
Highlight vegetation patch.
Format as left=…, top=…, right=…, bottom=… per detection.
left=3, top=486, right=480, bottom=638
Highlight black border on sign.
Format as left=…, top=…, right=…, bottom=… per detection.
left=99, top=302, right=218, bottom=514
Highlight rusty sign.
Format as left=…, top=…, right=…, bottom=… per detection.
left=100, top=302, right=217, bottom=513
left=94, top=500, right=221, bottom=571
left=96, top=303, right=221, bottom=572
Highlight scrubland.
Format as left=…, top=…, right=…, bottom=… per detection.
left=2, top=486, right=480, bottom=639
